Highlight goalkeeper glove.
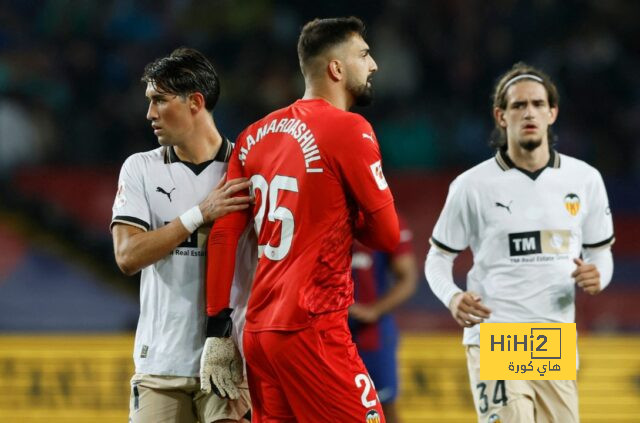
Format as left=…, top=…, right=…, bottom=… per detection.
left=200, top=308, right=244, bottom=400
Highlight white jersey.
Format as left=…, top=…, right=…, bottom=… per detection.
left=111, top=141, right=256, bottom=376
left=431, top=150, right=614, bottom=345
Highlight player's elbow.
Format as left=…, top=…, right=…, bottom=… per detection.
left=379, top=214, right=400, bottom=252
left=373, top=205, right=400, bottom=252
left=381, top=227, right=400, bottom=252
left=114, top=249, right=141, bottom=276
left=370, top=223, right=400, bottom=252
left=424, top=247, right=447, bottom=283
left=424, top=255, right=435, bottom=285
left=355, top=205, right=399, bottom=251
left=118, top=263, right=139, bottom=276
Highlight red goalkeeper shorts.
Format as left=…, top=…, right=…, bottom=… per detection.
left=243, top=309, right=385, bottom=423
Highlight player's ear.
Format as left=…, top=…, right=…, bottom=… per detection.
left=328, top=59, right=343, bottom=82
left=548, top=105, right=558, bottom=125
left=189, top=92, right=205, bottom=114
left=493, top=107, right=506, bottom=128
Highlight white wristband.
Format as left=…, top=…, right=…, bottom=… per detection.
left=179, top=206, right=204, bottom=233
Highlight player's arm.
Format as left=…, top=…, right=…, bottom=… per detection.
left=200, top=206, right=251, bottom=400
left=573, top=170, right=615, bottom=295
left=335, top=117, right=399, bottom=252
left=355, top=203, right=400, bottom=252
left=205, top=209, right=251, bottom=318
left=350, top=251, right=418, bottom=323
left=200, top=139, right=251, bottom=400
left=425, top=244, right=491, bottom=328
left=112, top=176, right=251, bottom=275
left=112, top=221, right=191, bottom=275
left=572, top=246, right=613, bottom=295
left=425, top=176, right=490, bottom=328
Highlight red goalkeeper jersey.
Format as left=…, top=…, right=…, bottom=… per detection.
left=206, top=98, right=397, bottom=331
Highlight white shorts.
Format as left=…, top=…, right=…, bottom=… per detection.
left=129, top=373, right=250, bottom=423
left=466, top=346, right=579, bottom=423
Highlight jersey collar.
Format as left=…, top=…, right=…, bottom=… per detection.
left=495, top=148, right=561, bottom=181
left=163, top=136, right=233, bottom=175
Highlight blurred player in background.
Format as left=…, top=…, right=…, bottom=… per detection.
left=200, top=16, right=399, bottom=422
left=425, top=62, right=614, bottom=423
left=350, top=217, right=417, bottom=423
left=111, top=47, right=253, bottom=423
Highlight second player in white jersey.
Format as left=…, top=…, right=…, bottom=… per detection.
left=425, top=62, right=614, bottom=423
left=429, top=148, right=613, bottom=345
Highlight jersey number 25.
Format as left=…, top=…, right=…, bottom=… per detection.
left=250, top=174, right=298, bottom=261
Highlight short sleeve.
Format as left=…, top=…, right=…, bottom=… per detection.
left=332, top=116, right=394, bottom=214
left=111, top=154, right=151, bottom=231
left=582, top=170, right=614, bottom=248
left=430, top=176, right=473, bottom=253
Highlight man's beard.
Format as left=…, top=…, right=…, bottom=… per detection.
left=348, top=77, right=374, bottom=107
left=518, top=138, right=542, bottom=152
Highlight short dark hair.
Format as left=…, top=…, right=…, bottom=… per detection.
left=297, top=17, right=366, bottom=75
left=141, top=47, right=220, bottom=112
left=490, top=62, right=559, bottom=150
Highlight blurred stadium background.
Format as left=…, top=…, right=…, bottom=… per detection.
left=0, top=0, right=639, bottom=421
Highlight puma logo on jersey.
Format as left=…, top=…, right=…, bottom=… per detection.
left=362, top=132, right=375, bottom=142
left=156, top=186, right=176, bottom=202
left=495, top=201, right=512, bottom=214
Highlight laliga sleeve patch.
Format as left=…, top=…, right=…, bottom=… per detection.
left=369, top=160, right=388, bottom=190
left=114, top=181, right=127, bottom=209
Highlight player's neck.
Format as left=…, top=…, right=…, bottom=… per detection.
left=302, top=82, right=352, bottom=111
left=173, top=119, right=222, bottom=164
left=506, top=141, right=550, bottom=172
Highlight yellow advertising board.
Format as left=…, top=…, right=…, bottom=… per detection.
left=1, top=333, right=639, bottom=422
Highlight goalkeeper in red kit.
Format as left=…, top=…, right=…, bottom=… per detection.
left=200, top=16, right=399, bottom=422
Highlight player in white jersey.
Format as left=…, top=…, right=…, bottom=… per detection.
left=425, top=62, right=614, bottom=423
left=111, top=48, right=253, bottom=423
